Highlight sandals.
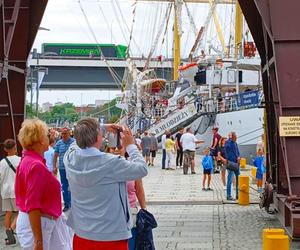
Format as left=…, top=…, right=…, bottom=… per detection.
left=5, top=229, right=16, bottom=245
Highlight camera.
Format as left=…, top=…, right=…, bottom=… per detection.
left=107, top=128, right=122, bottom=150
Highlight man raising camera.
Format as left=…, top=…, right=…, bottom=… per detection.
left=64, top=118, right=148, bottom=249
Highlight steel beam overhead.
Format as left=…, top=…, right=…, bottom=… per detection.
left=137, top=0, right=233, bottom=3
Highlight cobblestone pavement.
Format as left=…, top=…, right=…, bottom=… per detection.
left=0, top=153, right=300, bottom=249
left=144, top=153, right=260, bottom=204
left=150, top=204, right=300, bottom=250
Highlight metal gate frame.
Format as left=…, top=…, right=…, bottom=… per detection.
left=238, top=0, right=300, bottom=238
left=0, top=0, right=47, bottom=157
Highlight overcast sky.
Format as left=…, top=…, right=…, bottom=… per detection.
left=29, top=0, right=238, bottom=106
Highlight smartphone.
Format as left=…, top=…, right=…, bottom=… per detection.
left=107, top=128, right=122, bottom=149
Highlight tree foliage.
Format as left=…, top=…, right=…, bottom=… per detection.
left=26, top=102, right=79, bottom=125
left=88, top=98, right=122, bottom=123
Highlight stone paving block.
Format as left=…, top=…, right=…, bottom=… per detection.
left=176, top=242, right=213, bottom=249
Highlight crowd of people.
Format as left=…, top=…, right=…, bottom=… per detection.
left=0, top=118, right=152, bottom=250
left=157, top=126, right=265, bottom=200
left=0, top=116, right=265, bottom=249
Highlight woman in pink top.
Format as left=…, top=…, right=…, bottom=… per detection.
left=15, top=119, right=72, bottom=250
left=123, top=151, right=147, bottom=250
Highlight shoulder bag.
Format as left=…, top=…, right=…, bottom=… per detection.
left=4, top=157, right=16, bottom=173
left=226, top=160, right=239, bottom=173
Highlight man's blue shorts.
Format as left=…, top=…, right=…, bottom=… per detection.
left=256, top=172, right=263, bottom=180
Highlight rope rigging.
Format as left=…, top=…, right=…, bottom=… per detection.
left=143, top=3, right=172, bottom=71
left=184, top=2, right=198, bottom=37
left=78, top=1, right=122, bottom=88
left=113, top=0, right=143, bottom=56
left=189, top=0, right=218, bottom=61
left=127, top=0, right=138, bottom=57
left=155, top=3, right=172, bottom=68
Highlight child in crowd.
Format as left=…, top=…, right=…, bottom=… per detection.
left=202, top=147, right=214, bottom=191
left=0, top=139, right=20, bottom=245
left=253, top=148, right=265, bottom=192
left=165, top=134, right=176, bottom=170
left=44, top=136, right=55, bottom=174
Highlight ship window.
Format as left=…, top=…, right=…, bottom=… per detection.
left=239, top=120, right=241, bottom=124
left=259, top=117, right=262, bottom=121
left=230, top=121, right=232, bottom=125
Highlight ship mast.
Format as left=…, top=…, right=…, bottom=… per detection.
left=138, top=0, right=235, bottom=77
left=234, top=2, right=243, bottom=58
left=173, top=4, right=181, bottom=80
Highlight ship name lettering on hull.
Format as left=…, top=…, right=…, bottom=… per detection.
left=155, top=111, right=189, bottom=135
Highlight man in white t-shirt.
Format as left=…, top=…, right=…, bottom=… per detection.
left=0, top=139, right=20, bottom=245
left=180, top=127, right=204, bottom=174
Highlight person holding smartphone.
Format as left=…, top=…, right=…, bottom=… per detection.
left=64, top=118, right=148, bottom=249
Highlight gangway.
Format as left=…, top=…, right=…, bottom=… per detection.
left=124, top=88, right=262, bottom=143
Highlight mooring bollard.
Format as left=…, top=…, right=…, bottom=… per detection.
left=238, top=175, right=249, bottom=205
left=251, top=167, right=257, bottom=184
left=262, top=228, right=285, bottom=250
left=240, top=157, right=246, bottom=169
left=265, top=235, right=289, bottom=250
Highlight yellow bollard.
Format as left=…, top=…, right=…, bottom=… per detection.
left=240, top=158, right=246, bottom=169
left=265, top=235, right=289, bottom=250
left=238, top=175, right=249, bottom=205
left=251, top=167, right=257, bottom=183
left=262, top=228, right=285, bottom=250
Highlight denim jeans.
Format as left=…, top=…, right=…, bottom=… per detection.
left=227, top=169, right=240, bottom=199
left=162, top=149, right=166, bottom=169
left=59, top=169, right=71, bottom=208
left=128, top=227, right=137, bottom=250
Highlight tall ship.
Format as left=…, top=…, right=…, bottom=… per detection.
left=115, top=0, right=264, bottom=162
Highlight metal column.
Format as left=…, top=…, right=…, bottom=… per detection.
left=238, top=0, right=300, bottom=238
left=0, top=0, right=48, bottom=157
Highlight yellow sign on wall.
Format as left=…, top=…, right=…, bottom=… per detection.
left=279, top=116, right=300, bottom=137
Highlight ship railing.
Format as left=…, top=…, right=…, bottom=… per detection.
left=213, top=89, right=263, bottom=114
left=125, top=89, right=263, bottom=133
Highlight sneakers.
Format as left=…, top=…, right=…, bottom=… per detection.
left=63, top=206, right=70, bottom=212
left=191, top=171, right=196, bottom=175
left=226, top=196, right=235, bottom=201
left=207, top=187, right=213, bottom=191
left=5, top=229, right=16, bottom=245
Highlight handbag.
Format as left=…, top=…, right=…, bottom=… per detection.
left=135, top=209, right=157, bottom=250
left=226, top=161, right=239, bottom=172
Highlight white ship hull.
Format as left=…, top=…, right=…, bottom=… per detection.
left=191, top=108, right=264, bottom=163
